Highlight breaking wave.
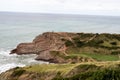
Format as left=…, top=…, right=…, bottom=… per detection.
left=0, top=49, right=49, bottom=73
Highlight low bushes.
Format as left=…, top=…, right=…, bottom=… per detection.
left=53, top=68, right=120, bottom=80
left=111, top=51, right=120, bottom=55
left=110, top=42, right=117, bottom=45
left=11, top=69, right=26, bottom=77
left=65, top=40, right=74, bottom=47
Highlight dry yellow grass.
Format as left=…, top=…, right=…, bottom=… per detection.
left=24, top=61, right=120, bottom=75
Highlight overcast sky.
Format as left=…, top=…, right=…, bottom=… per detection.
left=0, top=0, right=120, bottom=16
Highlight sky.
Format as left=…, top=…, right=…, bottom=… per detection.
left=0, top=0, right=120, bottom=16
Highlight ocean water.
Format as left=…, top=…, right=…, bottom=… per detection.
left=0, top=12, right=120, bottom=73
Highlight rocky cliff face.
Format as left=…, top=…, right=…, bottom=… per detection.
left=11, top=32, right=77, bottom=63
left=11, top=32, right=120, bottom=63
left=11, top=32, right=68, bottom=54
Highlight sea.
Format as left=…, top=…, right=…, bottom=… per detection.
left=0, top=12, right=120, bottom=73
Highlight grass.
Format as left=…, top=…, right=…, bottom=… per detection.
left=61, top=68, right=120, bottom=80
left=27, top=61, right=120, bottom=80
left=65, top=40, right=74, bottom=47
left=102, top=41, right=112, bottom=47
left=24, top=61, right=120, bottom=74
left=11, top=69, right=26, bottom=77
left=64, top=34, right=120, bottom=62
left=24, top=64, right=79, bottom=75
left=52, top=61, right=120, bottom=80
left=66, top=47, right=120, bottom=61
left=66, top=53, right=120, bottom=61
left=1, top=61, right=120, bottom=80
left=83, top=53, right=119, bottom=61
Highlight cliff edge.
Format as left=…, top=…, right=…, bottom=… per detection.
left=11, top=32, right=120, bottom=63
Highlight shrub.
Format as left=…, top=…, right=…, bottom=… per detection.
left=75, top=41, right=84, bottom=47
left=87, top=40, right=104, bottom=46
left=111, top=51, right=120, bottom=55
left=110, top=42, right=117, bottom=45
left=73, top=37, right=84, bottom=47
left=113, top=35, right=120, bottom=40
left=56, top=68, right=120, bottom=80
left=11, top=69, right=26, bottom=77
left=96, top=40, right=104, bottom=44
left=65, top=40, right=74, bottom=47
left=75, top=64, right=97, bottom=71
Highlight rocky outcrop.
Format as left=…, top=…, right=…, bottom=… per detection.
left=10, top=32, right=120, bottom=63
left=11, top=43, right=36, bottom=54
left=11, top=32, right=76, bottom=63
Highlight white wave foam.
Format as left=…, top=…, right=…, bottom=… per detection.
left=0, top=63, right=25, bottom=73
left=0, top=48, right=49, bottom=74
left=28, top=59, right=49, bottom=64
left=0, top=49, right=16, bottom=56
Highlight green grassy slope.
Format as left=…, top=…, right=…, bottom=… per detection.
left=59, top=33, right=120, bottom=62
left=0, top=61, right=120, bottom=80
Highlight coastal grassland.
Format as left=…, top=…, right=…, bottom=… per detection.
left=66, top=53, right=119, bottom=61
left=52, top=61, right=120, bottom=80
left=65, top=47, right=120, bottom=61
left=63, top=33, right=120, bottom=62
left=24, top=61, right=120, bottom=73
left=24, top=64, right=78, bottom=75
left=0, top=61, right=120, bottom=80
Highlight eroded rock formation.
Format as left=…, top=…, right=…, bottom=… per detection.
left=11, top=32, right=76, bottom=63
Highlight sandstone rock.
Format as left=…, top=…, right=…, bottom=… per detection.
left=11, top=32, right=71, bottom=63
left=11, top=43, right=35, bottom=55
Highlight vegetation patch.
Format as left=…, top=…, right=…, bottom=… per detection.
left=83, top=53, right=119, bottom=61
left=110, top=41, right=117, bottom=45
left=63, top=68, right=120, bottom=80
left=1, top=61, right=120, bottom=80
left=73, top=38, right=85, bottom=47
left=65, top=52, right=119, bottom=61
left=24, top=64, right=77, bottom=75
left=11, top=69, right=26, bottom=77
left=52, top=62, right=120, bottom=80
left=75, top=64, right=97, bottom=71
left=50, top=51, right=66, bottom=59
left=66, top=46, right=120, bottom=61
left=111, top=51, right=120, bottom=55
left=65, top=40, right=74, bottom=47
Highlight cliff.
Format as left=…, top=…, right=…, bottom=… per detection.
left=1, top=32, right=120, bottom=80
left=11, top=32, right=120, bottom=63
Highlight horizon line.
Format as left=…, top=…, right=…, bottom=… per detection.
left=0, top=11, right=120, bottom=17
